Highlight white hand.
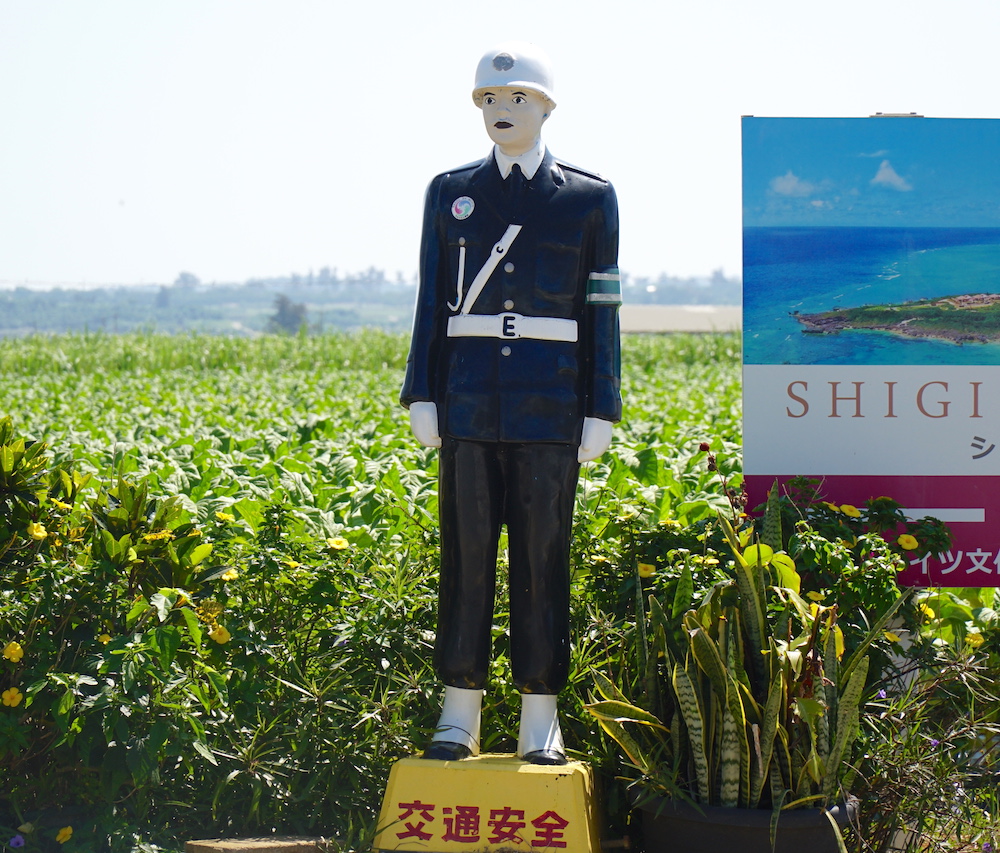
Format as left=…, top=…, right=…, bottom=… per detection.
left=578, top=417, right=613, bottom=462
left=409, top=401, right=442, bottom=448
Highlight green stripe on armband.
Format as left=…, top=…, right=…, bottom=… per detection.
left=587, top=269, right=622, bottom=304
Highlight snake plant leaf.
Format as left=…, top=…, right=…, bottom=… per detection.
left=726, top=615, right=752, bottom=808
left=769, top=786, right=788, bottom=850
left=761, top=480, right=783, bottom=550
left=823, top=655, right=870, bottom=800
left=823, top=624, right=841, bottom=734
left=772, top=717, right=793, bottom=793
left=824, top=809, right=851, bottom=853
left=648, top=592, right=670, bottom=638
left=672, top=661, right=710, bottom=802
left=685, top=614, right=728, bottom=698
left=672, top=562, right=694, bottom=620
left=750, top=667, right=785, bottom=808
left=592, top=668, right=629, bottom=703
left=692, top=613, right=753, bottom=803
left=585, top=699, right=668, bottom=730
left=732, top=556, right=767, bottom=686
left=717, top=512, right=747, bottom=566
left=594, top=715, right=653, bottom=776
left=720, top=703, right=742, bottom=807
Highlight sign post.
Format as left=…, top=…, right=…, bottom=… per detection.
left=742, top=116, right=1000, bottom=586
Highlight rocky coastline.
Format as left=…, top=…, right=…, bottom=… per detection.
left=795, top=308, right=996, bottom=345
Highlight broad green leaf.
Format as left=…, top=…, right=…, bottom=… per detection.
left=744, top=543, right=774, bottom=567
left=770, top=553, right=800, bottom=593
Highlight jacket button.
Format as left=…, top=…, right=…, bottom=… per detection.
left=501, top=346, right=512, bottom=356
left=504, top=262, right=515, bottom=273
left=504, top=299, right=514, bottom=310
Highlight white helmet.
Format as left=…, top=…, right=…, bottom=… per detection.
left=472, top=41, right=556, bottom=109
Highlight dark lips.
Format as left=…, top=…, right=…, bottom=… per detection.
left=494, top=121, right=513, bottom=129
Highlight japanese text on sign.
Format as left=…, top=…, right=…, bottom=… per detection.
left=394, top=800, right=570, bottom=848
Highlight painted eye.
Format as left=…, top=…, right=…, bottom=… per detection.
left=513, top=95, right=526, bottom=104
left=484, top=96, right=495, bottom=105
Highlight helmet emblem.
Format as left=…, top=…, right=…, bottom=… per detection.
left=492, top=52, right=515, bottom=71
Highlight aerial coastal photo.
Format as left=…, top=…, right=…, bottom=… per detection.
left=742, top=117, right=1000, bottom=365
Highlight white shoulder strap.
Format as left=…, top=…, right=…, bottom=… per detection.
left=459, top=224, right=523, bottom=314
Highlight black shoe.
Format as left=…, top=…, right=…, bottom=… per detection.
left=523, top=748, right=567, bottom=766
left=422, top=741, right=472, bottom=761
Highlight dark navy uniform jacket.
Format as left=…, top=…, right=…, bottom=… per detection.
left=401, top=148, right=621, bottom=444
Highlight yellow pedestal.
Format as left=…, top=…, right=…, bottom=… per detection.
left=374, top=754, right=602, bottom=852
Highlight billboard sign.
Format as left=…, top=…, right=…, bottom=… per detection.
left=742, top=116, right=1000, bottom=586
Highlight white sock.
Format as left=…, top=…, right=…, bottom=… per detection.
left=517, top=693, right=564, bottom=757
left=432, top=685, right=483, bottom=754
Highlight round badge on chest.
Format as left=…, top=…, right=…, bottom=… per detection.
left=451, top=196, right=475, bottom=220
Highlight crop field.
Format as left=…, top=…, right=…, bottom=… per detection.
left=4, top=332, right=999, bottom=852
left=2, top=332, right=743, bottom=550
left=0, top=331, right=742, bottom=851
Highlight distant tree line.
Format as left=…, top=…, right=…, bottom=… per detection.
left=0, top=267, right=741, bottom=337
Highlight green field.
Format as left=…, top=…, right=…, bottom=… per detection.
left=0, top=332, right=742, bottom=851
left=4, top=332, right=996, bottom=852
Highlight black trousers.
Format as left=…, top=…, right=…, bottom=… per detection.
left=435, top=437, right=580, bottom=694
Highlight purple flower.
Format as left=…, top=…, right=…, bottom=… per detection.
left=983, top=844, right=993, bottom=852
left=9, top=836, right=25, bottom=849
left=877, top=689, right=887, bottom=699
left=930, top=738, right=940, bottom=747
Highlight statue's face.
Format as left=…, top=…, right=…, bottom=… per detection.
left=481, top=87, right=549, bottom=157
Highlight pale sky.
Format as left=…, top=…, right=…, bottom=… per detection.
left=2, top=0, right=999, bottom=287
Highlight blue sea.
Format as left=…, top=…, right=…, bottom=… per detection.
left=743, top=226, right=1000, bottom=365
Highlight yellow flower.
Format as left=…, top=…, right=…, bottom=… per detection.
left=215, top=511, right=235, bottom=522
left=806, top=591, right=825, bottom=602
left=51, top=498, right=72, bottom=511
left=967, top=632, right=985, bottom=648
left=884, top=630, right=901, bottom=643
left=283, top=560, right=301, bottom=569
left=897, top=534, right=919, bottom=551
left=919, top=603, right=936, bottom=618
left=221, top=568, right=239, bottom=581
left=326, top=537, right=350, bottom=550
left=208, top=624, right=232, bottom=644
left=839, top=504, right=861, bottom=518
left=822, top=502, right=840, bottom=512
left=56, top=826, right=73, bottom=844
left=2, top=687, right=23, bottom=707
left=637, top=562, right=656, bottom=578
left=197, top=601, right=224, bottom=620
left=98, top=634, right=112, bottom=645
left=3, top=641, right=24, bottom=662
left=26, top=522, right=47, bottom=541
left=142, top=529, right=174, bottom=542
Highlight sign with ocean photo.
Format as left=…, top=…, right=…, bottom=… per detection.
left=742, top=116, right=1000, bottom=586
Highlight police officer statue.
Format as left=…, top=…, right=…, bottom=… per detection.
left=400, top=41, right=621, bottom=766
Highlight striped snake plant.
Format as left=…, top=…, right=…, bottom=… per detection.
left=587, top=484, right=909, bottom=816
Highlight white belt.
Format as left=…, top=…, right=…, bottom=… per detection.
left=447, top=312, right=578, bottom=342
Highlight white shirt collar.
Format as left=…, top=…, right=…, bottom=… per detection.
left=493, top=140, right=546, bottom=180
